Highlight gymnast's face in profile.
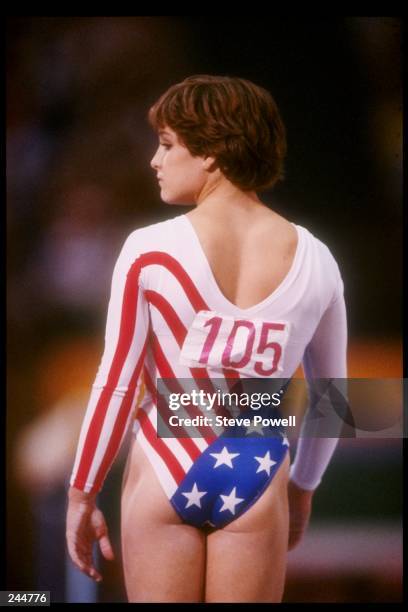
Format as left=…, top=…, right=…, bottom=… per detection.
left=150, top=126, right=216, bottom=205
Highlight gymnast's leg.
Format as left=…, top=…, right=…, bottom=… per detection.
left=120, top=436, right=206, bottom=603
left=205, top=450, right=290, bottom=603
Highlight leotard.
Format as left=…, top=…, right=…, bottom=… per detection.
left=70, top=213, right=347, bottom=528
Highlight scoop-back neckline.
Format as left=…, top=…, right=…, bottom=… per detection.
left=176, top=213, right=303, bottom=315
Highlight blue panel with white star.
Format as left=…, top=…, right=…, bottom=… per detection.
left=170, top=411, right=290, bottom=529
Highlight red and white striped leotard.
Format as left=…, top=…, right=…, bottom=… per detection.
left=70, top=213, right=347, bottom=511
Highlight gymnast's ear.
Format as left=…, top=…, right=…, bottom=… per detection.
left=202, top=156, right=218, bottom=173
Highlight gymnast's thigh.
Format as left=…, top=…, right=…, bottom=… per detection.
left=205, top=451, right=290, bottom=603
left=120, top=436, right=206, bottom=603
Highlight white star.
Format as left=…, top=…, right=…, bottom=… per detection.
left=280, top=432, right=290, bottom=446
left=254, top=451, right=277, bottom=476
left=245, top=419, right=265, bottom=436
left=210, top=446, right=240, bottom=468
left=181, top=482, right=207, bottom=508
left=219, top=487, right=245, bottom=515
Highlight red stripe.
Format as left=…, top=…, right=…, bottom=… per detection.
left=90, top=335, right=149, bottom=493
left=140, top=252, right=209, bottom=312
left=145, top=290, right=186, bottom=347
left=143, top=367, right=202, bottom=460
left=137, top=407, right=186, bottom=484
left=74, top=256, right=145, bottom=490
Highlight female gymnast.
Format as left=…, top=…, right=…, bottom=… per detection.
left=66, top=75, right=347, bottom=603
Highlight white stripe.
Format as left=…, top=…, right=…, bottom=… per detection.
left=86, top=375, right=144, bottom=487
left=148, top=264, right=199, bottom=315
left=135, top=421, right=178, bottom=498
left=146, top=405, right=196, bottom=473
left=69, top=389, right=101, bottom=488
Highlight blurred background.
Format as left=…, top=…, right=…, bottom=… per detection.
left=6, top=17, right=402, bottom=603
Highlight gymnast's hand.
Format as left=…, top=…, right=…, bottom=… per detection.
left=287, top=479, right=314, bottom=551
left=66, top=486, right=115, bottom=582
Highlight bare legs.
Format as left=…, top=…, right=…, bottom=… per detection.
left=121, top=437, right=289, bottom=603
left=205, top=451, right=290, bottom=602
left=121, top=437, right=206, bottom=602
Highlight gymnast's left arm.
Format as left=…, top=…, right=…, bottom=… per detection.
left=287, top=268, right=348, bottom=549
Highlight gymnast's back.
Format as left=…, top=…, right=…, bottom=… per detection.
left=69, top=208, right=347, bottom=496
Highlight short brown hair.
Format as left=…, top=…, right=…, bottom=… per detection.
left=148, top=74, right=286, bottom=192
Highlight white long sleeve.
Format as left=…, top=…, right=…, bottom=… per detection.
left=289, top=273, right=348, bottom=490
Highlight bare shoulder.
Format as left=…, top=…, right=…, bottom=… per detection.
left=252, top=209, right=296, bottom=239
left=250, top=210, right=298, bottom=264
left=187, top=207, right=295, bottom=238
left=185, top=207, right=298, bottom=283
left=186, top=206, right=298, bottom=258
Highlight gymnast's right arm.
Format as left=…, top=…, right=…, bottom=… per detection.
left=66, top=233, right=150, bottom=581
